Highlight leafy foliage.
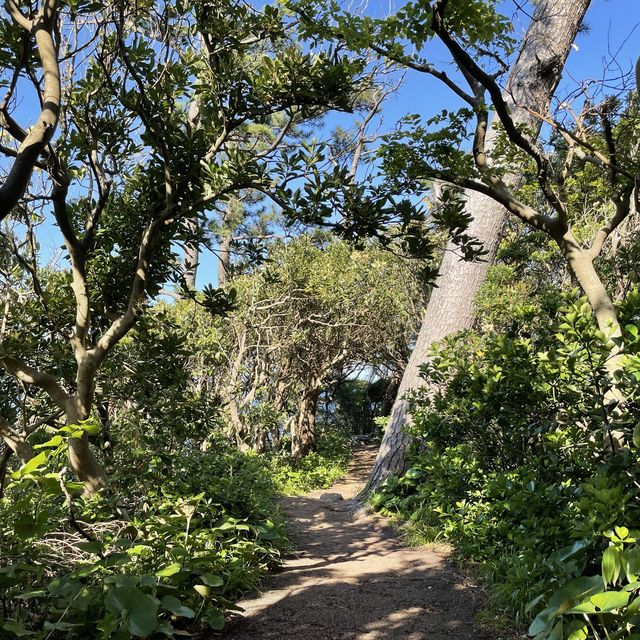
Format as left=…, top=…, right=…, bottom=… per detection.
left=0, top=435, right=285, bottom=638
left=370, top=289, right=640, bottom=633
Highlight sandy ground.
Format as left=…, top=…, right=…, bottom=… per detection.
left=223, top=446, right=494, bottom=639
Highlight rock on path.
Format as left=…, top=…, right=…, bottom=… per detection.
left=223, top=446, right=494, bottom=640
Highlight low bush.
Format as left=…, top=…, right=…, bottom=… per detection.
left=371, top=291, right=640, bottom=635
left=269, top=427, right=351, bottom=495
left=0, top=431, right=286, bottom=639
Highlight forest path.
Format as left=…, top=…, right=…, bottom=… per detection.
left=223, top=445, right=493, bottom=639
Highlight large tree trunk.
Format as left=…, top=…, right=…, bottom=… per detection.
left=66, top=376, right=107, bottom=496
left=363, top=0, right=591, bottom=494
left=291, top=385, right=320, bottom=461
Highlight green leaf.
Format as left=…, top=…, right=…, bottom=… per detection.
left=528, top=605, right=556, bottom=636
left=78, top=540, right=103, bottom=555
left=202, top=607, right=225, bottom=630
left=156, top=563, right=182, bottom=578
left=628, top=595, right=640, bottom=614
left=548, top=576, right=604, bottom=611
left=15, top=590, right=47, bottom=600
left=2, top=619, right=36, bottom=637
left=161, top=595, right=195, bottom=618
left=11, top=451, right=48, bottom=479
left=624, top=548, right=640, bottom=582
left=104, top=586, right=159, bottom=638
left=589, top=590, right=629, bottom=612
left=193, top=584, right=210, bottom=598
left=602, top=547, right=620, bottom=586
left=615, top=526, right=631, bottom=540
left=565, top=620, right=588, bottom=640
left=548, top=620, right=563, bottom=640
left=200, top=573, right=224, bottom=587
left=34, top=435, right=64, bottom=449
left=633, top=423, right=640, bottom=448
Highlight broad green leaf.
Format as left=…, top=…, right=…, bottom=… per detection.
left=11, top=451, right=48, bottom=479
left=615, top=526, right=631, bottom=540
left=2, top=619, right=36, bottom=637
left=589, top=590, right=629, bottom=612
left=548, top=576, right=604, bottom=610
left=156, top=563, right=182, bottom=578
left=200, top=573, right=224, bottom=587
left=202, top=607, right=225, bottom=630
left=161, top=595, right=195, bottom=618
left=193, top=584, right=210, bottom=598
left=548, top=620, right=563, bottom=640
left=104, top=586, right=159, bottom=638
left=528, top=605, right=556, bottom=636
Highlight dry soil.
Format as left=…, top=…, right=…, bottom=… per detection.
left=223, top=446, right=495, bottom=639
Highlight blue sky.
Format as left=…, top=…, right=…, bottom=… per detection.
left=361, top=0, right=640, bottom=130
left=10, top=0, right=640, bottom=288
left=195, top=0, right=640, bottom=288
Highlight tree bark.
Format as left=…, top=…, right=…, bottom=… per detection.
left=0, top=1, right=61, bottom=221
left=229, top=397, right=251, bottom=452
left=364, top=0, right=591, bottom=494
left=291, top=384, right=320, bottom=461
left=183, top=218, right=200, bottom=291
left=217, top=229, right=232, bottom=287
left=0, top=417, right=35, bottom=462
left=65, top=396, right=107, bottom=496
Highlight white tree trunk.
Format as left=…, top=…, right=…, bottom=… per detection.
left=364, top=0, right=592, bottom=494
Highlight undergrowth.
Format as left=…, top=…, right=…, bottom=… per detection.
left=269, top=427, right=351, bottom=494
left=370, top=291, right=640, bottom=639
left=1, top=428, right=351, bottom=638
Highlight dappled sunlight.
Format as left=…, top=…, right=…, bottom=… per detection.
left=224, top=449, right=489, bottom=640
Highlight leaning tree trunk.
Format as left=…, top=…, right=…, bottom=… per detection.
left=363, top=0, right=592, bottom=495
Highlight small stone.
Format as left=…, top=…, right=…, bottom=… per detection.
left=319, top=492, right=344, bottom=502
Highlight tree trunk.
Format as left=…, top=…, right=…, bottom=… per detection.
left=291, top=385, right=320, bottom=461
left=364, top=0, right=591, bottom=495
left=562, top=234, right=626, bottom=444
left=66, top=394, right=107, bottom=497
left=183, top=218, right=200, bottom=291
left=217, top=231, right=232, bottom=287
left=229, top=397, right=251, bottom=452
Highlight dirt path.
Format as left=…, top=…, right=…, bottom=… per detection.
left=224, top=446, right=494, bottom=639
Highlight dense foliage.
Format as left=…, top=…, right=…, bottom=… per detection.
left=0, top=409, right=355, bottom=638
left=1, top=0, right=640, bottom=638
left=371, top=276, right=640, bottom=636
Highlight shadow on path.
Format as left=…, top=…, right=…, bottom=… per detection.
left=223, top=446, right=492, bottom=640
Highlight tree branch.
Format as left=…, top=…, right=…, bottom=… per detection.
left=0, top=352, right=69, bottom=410
left=0, top=0, right=61, bottom=222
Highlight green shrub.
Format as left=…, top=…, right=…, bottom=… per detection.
left=0, top=432, right=285, bottom=639
left=370, top=291, right=640, bottom=633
